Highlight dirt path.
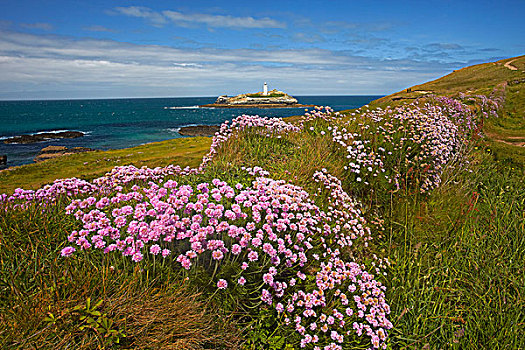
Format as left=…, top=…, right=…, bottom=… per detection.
left=485, top=131, right=525, bottom=147
left=504, top=59, right=518, bottom=71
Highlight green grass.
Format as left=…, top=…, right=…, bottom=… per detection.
left=0, top=137, right=211, bottom=193
left=245, top=92, right=286, bottom=98
left=384, top=152, right=525, bottom=348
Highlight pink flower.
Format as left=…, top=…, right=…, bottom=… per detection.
left=150, top=244, right=161, bottom=255
left=231, top=244, right=242, bottom=255
left=248, top=251, right=259, bottom=262
left=212, top=250, right=224, bottom=260
left=217, top=279, right=228, bottom=289
left=61, top=246, right=76, bottom=257
left=238, top=276, right=246, bottom=285
left=263, top=273, right=274, bottom=285
left=276, top=303, right=284, bottom=313
left=132, top=251, right=143, bottom=262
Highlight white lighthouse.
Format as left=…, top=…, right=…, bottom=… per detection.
left=263, top=82, right=268, bottom=96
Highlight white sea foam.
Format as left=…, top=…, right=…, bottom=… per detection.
left=32, top=129, right=86, bottom=135
left=166, top=124, right=199, bottom=134
left=164, top=106, right=200, bottom=110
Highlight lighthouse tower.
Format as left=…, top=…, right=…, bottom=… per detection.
left=263, top=82, right=268, bottom=96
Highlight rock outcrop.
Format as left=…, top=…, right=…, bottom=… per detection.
left=3, top=131, right=84, bottom=144
left=34, top=145, right=94, bottom=162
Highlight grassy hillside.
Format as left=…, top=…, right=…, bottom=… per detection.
left=0, top=137, right=211, bottom=193
left=1, top=56, right=524, bottom=349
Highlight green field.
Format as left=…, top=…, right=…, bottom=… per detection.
left=1, top=56, right=524, bottom=349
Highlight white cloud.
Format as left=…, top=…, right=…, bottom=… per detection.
left=114, top=6, right=167, bottom=27
left=83, top=25, right=117, bottom=33
left=113, top=6, right=285, bottom=29
left=162, top=10, right=286, bottom=29
left=0, top=31, right=457, bottom=99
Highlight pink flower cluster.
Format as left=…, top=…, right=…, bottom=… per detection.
left=60, top=166, right=391, bottom=349
left=327, top=101, right=469, bottom=193
left=300, top=106, right=340, bottom=125
left=92, top=164, right=199, bottom=190
left=1, top=177, right=98, bottom=209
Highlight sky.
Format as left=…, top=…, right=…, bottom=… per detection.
left=0, top=0, right=523, bottom=100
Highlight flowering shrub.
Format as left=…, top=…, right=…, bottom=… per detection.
left=302, top=100, right=476, bottom=194
left=59, top=165, right=391, bottom=349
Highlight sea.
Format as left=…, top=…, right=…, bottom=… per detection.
left=0, top=96, right=381, bottom=169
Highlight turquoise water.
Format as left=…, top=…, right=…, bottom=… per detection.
left=0, top=96, right=380, bottom=168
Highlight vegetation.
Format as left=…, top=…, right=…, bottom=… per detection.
left=0, top=137, right=211, bottom=193
left=246, top=92, right=286, bottom=98
left=1, top=56, right=524, bottom=349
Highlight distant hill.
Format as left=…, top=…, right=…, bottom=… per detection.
left=375, top=55, right=525, bottom=104
left=367, top=55, right=525, bottom=162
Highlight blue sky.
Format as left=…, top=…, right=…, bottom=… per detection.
left=0, top=0, right=523, bottom=99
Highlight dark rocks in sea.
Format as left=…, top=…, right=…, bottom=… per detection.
left=0, top=155, right=6, bottom=165
left=3, top=131, right=84, bottom=144
left=34, top=145, right=94, bottom=162
left=178, top=125, right=220, bottom=137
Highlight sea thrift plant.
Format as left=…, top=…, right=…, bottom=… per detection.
left=199, top=114, right=301, bottom=171
left=61, top=166, right=391, bottom=349
left=325, top=101, right=474, bottom=194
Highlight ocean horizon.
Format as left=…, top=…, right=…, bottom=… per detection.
left=0, top=95, right=381, bottom=168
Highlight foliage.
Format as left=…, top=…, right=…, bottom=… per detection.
left=246, top=92, right=286, bottom=98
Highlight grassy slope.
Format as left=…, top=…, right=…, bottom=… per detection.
left=0, top=137, right=211, bottom=193
left=372, top=55, right=525, bottom=166
left=365, top=56, right=525, bottom=348
left=375, top=55, right=525, bottom=102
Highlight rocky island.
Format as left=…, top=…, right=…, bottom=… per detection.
left=200, top=83, right=313, bottom=109
left=3, top=131, right=84, bottom=144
